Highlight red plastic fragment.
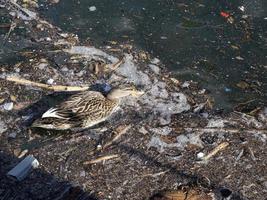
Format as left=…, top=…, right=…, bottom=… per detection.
left=220, top=11, right=230, bottom=18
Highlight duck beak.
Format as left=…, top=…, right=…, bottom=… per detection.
left=131, top=90, right=145, bottom=97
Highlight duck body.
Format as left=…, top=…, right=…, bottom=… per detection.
left=32, top=91, right=119, bottom=130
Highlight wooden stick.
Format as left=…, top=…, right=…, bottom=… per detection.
left=184, top=127, right=267, bottom=134
left=202, top=142, right=229, bottom=161
left=108, top=58, right=124, bottom=70
left=4, top=76, right=89, bottom=92
left=83, top=154, right=119, bottom=165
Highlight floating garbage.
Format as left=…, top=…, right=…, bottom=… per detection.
left=89, top=6, right=96, bottom=12
left=7, top=155, right=39, bottom=181
left=220, top=11, right=230, bottom=18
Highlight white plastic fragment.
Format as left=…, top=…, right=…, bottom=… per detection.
left=235, top=56, right=244, bottom=60
left=3, top=102, right=14, bottom=111
left=197, top=152, right=205, bottom=159
left=238, top=6, right=245, bottom=12
left=89, top=6, right=96, bottom=12
left=47, top=78, right=54, bottom=85
left=7, top=155, right=39, bottom=181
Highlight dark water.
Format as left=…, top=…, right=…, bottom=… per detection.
left=6, top=0, right=267, bottom=110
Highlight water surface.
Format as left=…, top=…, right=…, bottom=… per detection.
left=6, top=0, right=267, bottom=110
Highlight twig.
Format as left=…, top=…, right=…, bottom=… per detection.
left=4, top=76, right=89, bottom=92
left=2, top=19, right=16, bottom=46
left=142, top=169, right=170, bottom=178
left=107, top=57, right=124, bottom=71
left=248, top=147, right=256, bottom=161
left=83, top=154, right=119, bottom=165
left=102, top=125, right=132, bottom=150
left=184, top=127, right=267, bottom=134
left=202, top=142, right=229, bottom=161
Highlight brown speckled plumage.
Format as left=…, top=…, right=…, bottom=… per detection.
left=32, top=87, right=144, bottom=130
left=32, top=91, right=119, bottom=130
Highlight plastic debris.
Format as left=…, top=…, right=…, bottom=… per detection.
left=46, top=78, right=54, bottom=85
left=3, top=102, right=14, bottom=111
left=238, top=6, right=245, bottom=12
left=7, top=155, right=39, bottom=181
left=235, top=56, right=244, bottom=60
left=224, top=87, right=232, bottom=92
left=197, top=152, right=205, bottom=159
left=220, top=11, right=234, bottom=24
left=89, top=6, right=96, bottom=12
left=220, top=11, right=230, bottom=18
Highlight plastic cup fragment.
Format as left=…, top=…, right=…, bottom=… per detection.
left=7, top=155, right=39, bottom=181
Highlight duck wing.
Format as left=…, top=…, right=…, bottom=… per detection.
left=41, top=91, right=107, bottom=120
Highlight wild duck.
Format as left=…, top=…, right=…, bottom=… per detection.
left=32, top=87, right=144, bottom=130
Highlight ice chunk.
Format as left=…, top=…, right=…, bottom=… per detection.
left=112, top=54, right=190, bottom=125
left=116, top=54, right=151, bottom=86
left=150, top=127, right=172, bottom=135
left=64, top=46, right=119, bottom=63
left=176, top=133, right=203, bottom=148
left=207, top=119, right=226, bottom=128
left=148, top=136, right=178, bottom=153
left=148, top=133, right=203, bottom=153
left=150, top=58, right=160, bottom=65
left=148, top=64, right=160, bottom=74
left=0, top=119, right=7, bottom=134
